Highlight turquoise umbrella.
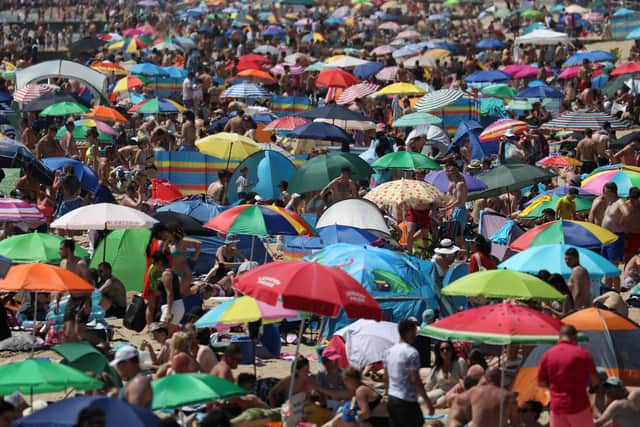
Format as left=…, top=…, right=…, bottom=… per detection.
left=392, top=111, right=442, bottom=127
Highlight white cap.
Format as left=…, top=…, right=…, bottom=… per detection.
left=504, top=129, right=516, bottom=138
left=110, top=345, right=139, bottom=367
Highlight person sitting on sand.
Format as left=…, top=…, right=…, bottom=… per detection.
left=268, top=356, right=315, bottom=407
left=595, top=378, right=640, bottom=427
left=424, top=340, right=467, bottom=408
left=210, top=344, right=243, bottom=383
left=142, top=322, right=171, bottom=367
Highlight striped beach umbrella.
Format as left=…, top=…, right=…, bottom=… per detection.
left=392, top=111, right=442, bottom=127
left=375, top=66, right=399, bottom=81
left=479, top=119, right=528, bottom=142
left=415, top=89, right=464, bottom=112
left=336, top=82, right=379, bottom=105
left=128, top=97, right=185, bottom=114
left=0, top=198, right=45, bottom=222
left=112, top=75, right=148, bottom=93
left=271, top=63, right=305, bottom=75
left=263, top=116, right=309, bottom=131
left=541, top=110, right=628, bottom=130
left=13, top=84, right=52, bottom=104
left=90, top=61, right=127, bottom=75
left=221, top=82, right=272, bottom=98
left=581, top=165, right=640, bottom=196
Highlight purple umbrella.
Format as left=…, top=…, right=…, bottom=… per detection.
left=424, top=170, right=488, bottom=192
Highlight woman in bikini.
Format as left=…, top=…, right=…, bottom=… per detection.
left=168, top=224, right=201, bottom=296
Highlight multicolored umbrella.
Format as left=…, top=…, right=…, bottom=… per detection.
left=152, top=374, right=246, bottom=410
left=509, top=220, right=618, bottom=251
left=128, top=97, right=185, bottom=114
left=365, top=178, right=444, bottom=206
left=0, top=198, right=45, bottom=222
left=0, top=359, right=102, bottom=395
left=392, top=111, right=442, bottom=127
left=337, top=82, right=379, bottom=105
left=74, top=119, right=116, bottom=136
left=479, top=118, right=528, bottom=142
left=204, top=204, right=316, bottom=236
left=108, top=36, right=151, bottom=52
left=112, top=75, right=148, bottom=93
left=371, top=151, right=441, bottom=170
left=90, top=61, right=128, bottom=75
left=424, top=48, right=450, bottom=59
left=13, top=84, right=52, bottom=104
left=316, top=68, right=358, bottom=88
left=56, top=124, right=112, bottom=142
left=194, top=296, right=298, bottom=327
left=415, top=89, right=464, bottom=112
left=39, top=101, right=90, bottom=117
left=0, top=232, right=88, bottom=264
left=541, top=110, right=628, bottom=130
left=537, top=154, right=583, bottom=168
left=263, top=116, right=309, bottom=131
left=442, top=270, right=565, bottom=301
left=519, top=194, right=592, bottom=218
left=581, top=165, right=640, bottom=196
left=420, top=303, right=565, bottom=344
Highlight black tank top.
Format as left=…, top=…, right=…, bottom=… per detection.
left=159, top=270, right=182, bottom=305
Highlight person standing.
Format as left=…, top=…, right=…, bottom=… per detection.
left=383, top=319, right=434, bottom=427
left=442, top=163, right=468, bottom=247
left=537, top=324, right=600, bottom=427
left=556, top=188, right=579, bottom=220
left=600, top=182, right=627, bottom=291
left=60, top=120, right=79, bottom=158
left=576, top=129, right=603, bottom=174
left=565, top=247, right=591, bottom=308
left=235, top=166, right=252, bottom=200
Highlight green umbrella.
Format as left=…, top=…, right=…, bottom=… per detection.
left=469, top=163, right=555, bottom=201
left=507, top=99, right=534, bottom=110
left=371, top=151, right=441, bottom=170
left=53, top=342, right=122, bottom=387
left=392, top=111, right=442, bottom=128
left=281, top=0, right=317, bottom=5
left=0, top=359, right=103, bottom=395
left=495, top=8, right=511, bottom=17
left=151, top=373, right=246, bottom=410
left=442, top=270, right=566, bottom=301
left=89, top=229, right=150, bottom=291
left=288, top=152, right=373, bottom=194
left=305, top=62, right=329, bottom=72
left=519, top=194, right=592, bottom=219
left=39, top=101, right=90, bottom=117
left=56, top=125, right=113, bottom=142
left=482, top=84, right=517, bottom=98
left=520, top=8, right=543, bottom=19
left=0, top=232, right=88, bottom=263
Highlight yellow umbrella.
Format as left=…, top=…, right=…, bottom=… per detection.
left=195, top=132, right=260, bottom=167
left=381, top=1, right=404, bottom=9
left=325, top=55, right=346, bottom=63
left=424, top=49, right=450, bottom=59
left=375, top=82, right=427, bottom=97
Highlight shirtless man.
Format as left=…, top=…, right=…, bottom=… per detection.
left=447, top=367, right=520, bottom=427
left=21, top=118, right=36, bottom=150
left=320, top=166, right=357, bottom=203
left=179, top=110, right=196, bottom=151
left=442, top=163, right=468, bottom=247
left=60, top=121, right=79, bottom=158
left=576, top=128, right=603, bottom=174
left=593, top=291, right=628, bottom=317
left=622, top=187, right=640, bottom=263
left=210, top=343, right=242, bottom=383
left=97, top=146, right=117, bottom=190
left=35, top=125, right=65, bottom=159
left=613, top=139, right=639, bottom=166
left=594, top=380, right=640, bottom=427
left=600, top=182, right=627, bottom=290
left=565, top=247, right=591, bottom=308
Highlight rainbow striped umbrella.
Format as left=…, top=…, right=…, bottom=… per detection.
left=541, top=110, right=628, bottom=130
left=128, top=97, right=185, bottom=114
left=112, top=75, right=148, bottom=93
left=90, top=61, right=127, bottom=75
left=581, top=165, right=640, bottom=196
left=204, top=204, right=317, bottom=237
left=108, top=36, right=152, bottom=53
left=479, top=119, right=528, bottom=142
left=509, top=220, right=618, bottom=251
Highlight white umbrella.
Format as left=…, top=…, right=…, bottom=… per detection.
left=327, top=56, right=370, bottom=68
left=316, top=198, right=390, bottom=236
left=335, top=319, right=399, bottom=368
left=403, top=55, right=437, bottom=69
left=50, top=203, right=158, bottom=230
left=314, top=118, right=376, bottom=131
left=625, top=78, right=640, bottom=95
left=254, top=45, right=281, bottom=56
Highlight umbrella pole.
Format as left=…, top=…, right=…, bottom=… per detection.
left=102, top=225, right=107, bottom=263
left=31, top=291, right=37, bottom=357
left=226, top=142, right=233, bottom=170
left=498, top=345, right=506, bottom=427
left=286, top=320, right=306, bottom=403
left=250, top=235, right=255, bottom=261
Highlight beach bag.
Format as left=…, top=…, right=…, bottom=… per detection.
left=123, top=295, right=147, bottom=332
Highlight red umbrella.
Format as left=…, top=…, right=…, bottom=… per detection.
left=610, top=62, right=640, bottom=76
left=316, top=69, right=359, bottom=88
left=234, top=260, right=383, bottom=320
left=238, top=54, right=271, bottom=65
left=263, top=116, right=309, bottom=131
left=150, top=179, right=183, bottom=204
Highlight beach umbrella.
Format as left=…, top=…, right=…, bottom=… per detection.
left=0, top=140, right=52, bottom=184
left=519, top=194, right=592, bottom=218
left=507, top=99, right=534, bottom=111
left=375, top=66, right=399, bottom=81
left=316, top=199, right=390, bottom=236
left=235, top=69, right=276, bottom=85
left=610, top=62, right=640, bottom=76
left=50, top=203, right=158, bottom=230
left=264, top=116, right=309, bottom=131
left=301, top=32, right=326, bottom=43
left=0, top=198, right=45, bottom=222
left=482, top=84, right=517, bottom=98
left=565, top=4, right=589, bottom=13
left=476, top=38, right=507, bottom=49
left=392, top=111, right=442, bottom=127
left=154, top=41, right=183, bottom=52
left=128, top=97, right=185, bottom=114
left=221, top=82, right=272, bottom=99
left=509, top=220, right=618, bottom=251
left=14, top=396, right=157, bottom=427
left=541, top=110, right=628, bottom=130
left=403, top=55, right=437, bottom=69
left=152, top=373, right=246, bottom=410
left=391, top=45, right=419, bottom=59
left=289, top=122, right=353, bottom=144
left=153, top=212, right=215, bottom=236
left=353, top=62, right=385, bottom=79
left=13, top=84, right=52, bottom=104
left=533, top=186, right=595, bottom=198
left=464, top=70, right=512, bottom=83
left=127, top=63, right=168, bottom=77
left=157, top=199, right=225, bottom=223
left=39, top=101, right=90, bottom=117
left=365, top=178, right=444, bottom=206
left=424, top=48, right=451, bottom=59
left=498, top=244, right=620, bottom=278
left=194, top=296, right=298, bottom=327
left=112, top=75, right=148, bottom=93
left=472, top=163, right=555, bottom=199
left=420, top=302, right=564, bottom=344
left=424, top=170, right=488, bottom=192
left=415, top=88, right=464, bottom=112
left=479, top=118, right=528, bottom=142
left=335, top=319, right=399, bottom=368
left=520, top=8, right=544, bottom=18
left=581, top=166, right=640, bottom=196
left=68, top=37, right=108, bottom=56
left=563, top=50, right=617, bottom=67
left=442, top=270, right=565, bottom=301
left=536, top=154, right=582, bottom=168
left=271, top=63, right=305, bottom=76
left=90, top=61, right=127, bottom=75
left=337, top=82, right=380, bottom=105
left=376, top=82, right=427, bottom=97
left=328, top=56, right=370, bottom=68
left=53, top=343, right=122, bottom=387
left=22, top=92, right=90, bottom=112
left=41, top=157, right=99, bottom=192
left=516, top=85, right=564, bottom=98
left=0, top=232, right=88, bottom=264
left=204, top=204, right=316, bottom=237
left=371, top=151, right=441, bottom=170
left=195, top=132, right=260, bottom=165
left=286, top=225, right=379, bottom=250
left=316, top=68, right=358, bottom=88
left=0, top=359, right=102, bottom=396
left=253, top=45, right=280, bottom=56
left=56, top=124, right=112, bottom=143
left=288, top=152, right=373, bottom=194
left=514, top=66, right=552, bottom=79
left=370, top=45, right=395, bottom=56
left=83, top=105, right=128, bottom=123
left=108, top=36, right=150, bottom=53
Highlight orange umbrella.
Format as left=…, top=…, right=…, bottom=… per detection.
left=90, top=61, right=128, bottom=75
left=316, top=68, right=359, bottom=88
left=235, top=69, right=276, bottom=85
left=83, top=106, right=128, bottom=123
left=0, top=263, right=94, bottom=292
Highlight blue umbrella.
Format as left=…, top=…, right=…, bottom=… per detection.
left=41, top=157, right=98, bottom=191
left=287, top=224, right=379, bottom=249
left=563, top=50, right=617, bottom=67
left=464, top=70, right=512, bottom=83
left=516, top=85, right=564, bottom=98
left=262, top=25, right=286, bottom=37
left=592, top=74, right=609, bottom=89
left=325, top=17, right=343, bottom=24
left=0, top=92, right=12, bottom=103
left=424, top=41, right=458, bottom=51
left=222, top=82, right=272, bottom=98
left=354, top=62, right=385, bottom=80
left=251, top=112, right=278, bottom=124
left=186, top=7, right=204, bottom=17
left=298, top=104, right=373, bottom=122
left=128, top=63, right=169, bottom=76
left=424, top=169, right=488, bottom=192
left=528, top=80, right=548, bottom=87
left=14, top=395, right=159, bottom=427
left=160, top=66, right=187, bottom=79
left=173, top=36, right=196, bottom=49
left=226, top=150, right=297, bottom=203
left=614, top=7, right=636, bottom=16
left=476, top=38, right=507, bottom=50
left=452, top=120, right=498, bottom=160
left=498, top=244, right=620, bottom=279
left=157, top=198, right=227, bottom=223
left=289, top=122, right=353, bottom=144
left=392, top=46, right=419, bottom=58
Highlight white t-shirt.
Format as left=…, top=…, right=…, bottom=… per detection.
left=384, top=342, right=420, bottom=402
left=182, top=77, right=193, bottom=101
left=236, top=175, right=251, bottom=194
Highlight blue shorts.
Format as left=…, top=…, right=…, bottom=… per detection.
left=601, top=232, right=626, bottom=262
left=451, top=207, right=468, bottom=236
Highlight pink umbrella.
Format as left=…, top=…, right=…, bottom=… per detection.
left=370, top=45, right=395, bottom=56
left=122, top=28, right=144, bottom=37
left=13, top=84, right=52, bottom=104
left=396, top=30, right=420, bottom=39
left=376, top=66, right=399, bottom=81
left=264, top=116, right=309, bottom=131
left=559, top=63, right=604, bottom=80
left=379, top=22, right=400, bottom=32
left=136, top=24, right=156, bottom=35
left=583, top=12, right=604, bottom=22
left=76, top=119, right=116, bottom=136
left=337, top=82, right=380, bottom=104
left=513, top=66, right=552, bottom=79
left=501, top=64, right=531, bottom=77
left=271, top=63, right=304, bottom=75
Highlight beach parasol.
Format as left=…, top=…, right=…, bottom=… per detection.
left=375, top=82, right=427, bottom=97
left=353, top=62, right=385, bottom=79
left=288, top=152, right=373, bottom=194
left=221, top=82, right=273, bottom=99
left=476, top=38, right=507, bottom=50
left=470, top=164, right=555, bottom=200
left=415, top=89, right=464, bottom=112
left=204, top=204, right=316, bottom=237
left=509, top=220, right=618, bottom=251
left=195, top=132, right=260, bottom=166
left=541, top=110, right=628, bottom=130
left=13, top=84, right=52, bottom=104
left=111, top=75, right=148, bottom=93
left=424, top=48, right=450, bottom=59
left=0, top=359, right=102, bottom=396
left=392, top=111, right=442, bottom=127
left=335, top=319, right=400, bottom=369
left=328, top=56, right=370, bottom=68
left=194, top=296, right=298, bottom=327
left=336, top=82, right=380, bottom=105
left=235, top=69, right=276, bottom=85
left=482, top=84, right=517, bottom=98
left=153, top=212, right=214, bottom=236
left=442, top=270, right=566, bottom=301
left=286, top=225, right=379, bottom=250
left=289, top=122, right=353, bottom=145
left=53, top=343, right=121, bottom=387
left=50, top=203, right=157, bottom=230
left=370, top=45, right=395, bottom=56
left=536, top=154, right=583, bottom=168
left=316, top=68, right=358, bottom=88
left=152, top=374, right=246, bottom=410
left=83, top=105, right=128, bottom=123
left=424, top=170, right=488, bottom=192
left=516, top=85, right=564, bottom=98
left=263, top=116, right=309, bottom=131
left=42, top=157, right=99, bottom=191
left=365, top=178, right=444, bottom=206
left=371, top=151, right=441, bottom=170
left=479, top=119, right=528, bottom=142
left=128, top=97, right=185, bottom=114
left=581, top=165, right=640, bottom=196
left=375, top=66, right=399, bottom=81
left=0, top=232, right=88, bottom=264
left=39, top=101, right=90, bottom=117
left=271, top=63, right=305, bottom=76
left=519, top=194, right=592, bottom=218
left=0, top=198, right=45, bottom=222
left=56, top=124, right=112, bottom=143
left=90, top=61, right=127, bottom=75
left=610, top=62, right=640, bottom=76
left=464, top=70, right=512, bottom=83
left=563, top=50, right=617, bottom=67
left=498, top=244, right=620, bottom=278
left=68, top=37, right=108, bottom=56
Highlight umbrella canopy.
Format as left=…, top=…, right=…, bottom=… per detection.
left=442, top=270, right=566, bottom=301
left=157, top=199, right=225, bottom=223
left=128, top=97, right=185, bottom=114
left=195, top=132, right=260, bottom=161
left=334, top=319, right=399, bottom=368
left=286, top=224, right=379, bottom=250
left=472, top=163, right=555, bottom=198
left=0, top=263, right=94, bottom=292
left=371, top=151, right=441, bottom=170
left=541, top=110, right=628, bottom=130
left=482, top=84, right=517, bottom=98
left=420, top=302, right=564, bottom=344
left=610, top=62, right=640, bottom=76
left=68, top=37, right=108, bottom=56
left=288, top=152, right=373, bottom=194
left=581, top=166, right=640, bottom=196
left=353, top=62, right=385, bottom=79
left=536, top=154, right=583, bottom=168
left=563, top=50, right=617, bottom=67
left=194, top=296, right=298, bottom=327
left=41, top=157, right=99, bottom=192
left=56, top=124, right=112, bottom=143
left=83, top=106, right=128, bottom=123
left=0, top=198, right=45, bottom=222
left=0, top=141, right=53, bottom=184
left=476, top=38, right=507, bottom=49
left=316, top=68, right=359, bottom=88
left=498, top=244, right=620, bottom=278
left=520, top=194, right=591, bottom=219
left=416, top=89, right=464, bottom=112
left=234, top=260, right=383, bottom=319
left=365, top=178, right=444, bottom=206
left=91, top=61, right=127, bottom=75
left=328, top=56, right=370, bottom=68
left=0, top=359, right=102, bottom=395
left=376, top=82, right=427, bottom=97
left=289, top=122, right=354, bottom=144
left=112, top=75, right=148, bottom=93
left=222, top=82, right=273, bottom=99
left=316, top=199, right=390, bottom=236
left=516, top=85, right=564, bottom=98
left=264, top=116, right=309, bottom=131
left=14, top=396, right=157, bottom=427
left=479, top=119, right=528, bottom=142
left=50, top=203, right=158, bottom=230
left=337, top=82, right=380, bottom=105
left=152, top=373, right=246, bottom=410
left=299, top=104, right=373, bottom=123
left=424, top=170, right=488, bottom=192
left=509, top=220, right=618, bottom=251
left=153, top=212, right=215, bottom=236
left=39, top=101, right=90, bottom=117
left=235, top=69, right=276, bottom=85
left=205, top=204, right=316, bottom=237
left=392, top=111, right=442, bottom=127
left=0, top=233, right=88, bottom=264
left=52, top=343, right=122, bottom=387
left=13, top=84, right=52, bottom=104
left=464, top=70, right=512, bottom=83
left=23, top=92, right=90, bottom=112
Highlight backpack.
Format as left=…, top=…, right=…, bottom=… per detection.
left=123, top=294, right=147, bottom=332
